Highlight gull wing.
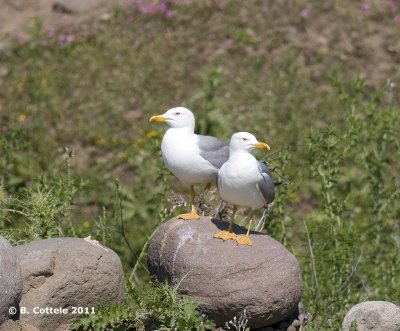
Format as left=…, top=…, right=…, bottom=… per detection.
left=197, top=135, right=230, bottom=169
left=256, top=160, right=275, bottom=205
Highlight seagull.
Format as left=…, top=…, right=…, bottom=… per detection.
left=214, top=132, right=274, bottom=246
left=149, top=107, right=229, bottom=220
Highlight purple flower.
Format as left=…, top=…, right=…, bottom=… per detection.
left=362, top=3, right=370, bottom=16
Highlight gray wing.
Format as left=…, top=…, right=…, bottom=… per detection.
left=256, top=160, right=275, bottom=205
left=197, top=135, right=230, bottom=169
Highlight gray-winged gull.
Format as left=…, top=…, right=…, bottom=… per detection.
left=214, top=132, right=274, bottom=246
left=149, top=107, right=229, bottom=220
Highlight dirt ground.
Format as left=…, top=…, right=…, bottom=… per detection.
left=0, top=0, right=132, bottom=38
left=1, top=0, right=400, bottom=88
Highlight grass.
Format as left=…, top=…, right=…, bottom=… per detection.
left=0, top=1, right=399, bottom=330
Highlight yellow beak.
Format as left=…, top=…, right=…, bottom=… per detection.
left=149, top=115, right=167, bottom=123
left=254, top=141, right=271, bottom=151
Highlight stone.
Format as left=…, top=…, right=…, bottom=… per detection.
left=0, top=42, right=9, bottom=56
left=291, top=319, right=301, bottom=327
left=0, top=320, right=40, bottom=331
left=14, top=237, right=125, bottom=331
left=0, top=235, right=23, bottom=325
left=148, top=217, right=302, bottom=328
left=342, top=301, right=400, bottom=331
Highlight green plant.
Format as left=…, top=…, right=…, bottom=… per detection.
left=71, top=280, right=214, bottom=331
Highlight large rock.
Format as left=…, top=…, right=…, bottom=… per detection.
left=14, top=237, right=125, bottom=331
left=148, top=217, right=302, bottom=328
left=0, top=320, right=39, bottom=331
left=0, top=235, right=23, bottom=325
left=342, top=301, right=400, bottom=331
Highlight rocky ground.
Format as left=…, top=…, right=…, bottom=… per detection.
left=0, top=0, right=131, bottom=39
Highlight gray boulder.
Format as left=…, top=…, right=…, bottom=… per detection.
left=0, top=235, right=23, bottom=325
left=148, top=217, right=302, bottom=328
left=14, top=237, right=125, bottom=331
left=0, top=320, right=40, bottom=331
left=342, top=301, right=400, bottom=331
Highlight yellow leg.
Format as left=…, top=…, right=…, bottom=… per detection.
left=214, top=206, right=237, bottom=240
left=236, top=218, right=253, bottom=246
left=177, top=185, right=200, bottom=220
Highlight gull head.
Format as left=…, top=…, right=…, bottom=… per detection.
left=149, top=107, right=195, bottom=129
left=229, top=132, right=271, bottom=153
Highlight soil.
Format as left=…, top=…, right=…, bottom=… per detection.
left=0, top=0, right=132, bottom=38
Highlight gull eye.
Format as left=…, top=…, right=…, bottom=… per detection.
left=175, top=112, right=181, bottom=116
left=242, top=138, right=248, bottom=141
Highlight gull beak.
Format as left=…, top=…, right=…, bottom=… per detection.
left=254, top=141, right=271, bottom=151
left=149, top=115, right=167, bottom=123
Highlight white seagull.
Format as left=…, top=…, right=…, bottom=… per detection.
left=149, top=107, right=229, bottom=220
left=214, top=132, right=275, bottom=246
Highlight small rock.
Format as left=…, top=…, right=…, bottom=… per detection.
left=291, top=319, right=301, bottom=327
left=0, top=42, right=9, bottom=56
left=99, top=12, right=112, bottom=21
left=52, top=1, right=75, bottom=14
left=0, top=235, right=23, bottom=325
left=0, top=67, right=8, bottom=79
left=14, top=237, right=125, bottom=331
left=0, top=320, right=40, bottom=331
left=122, top=109, right=143, bottom=123
left=148, top=217, right=302, bottom=328
left=287, top=326, right=297, bottom=331
left=342, top=301, right=400, bottom=331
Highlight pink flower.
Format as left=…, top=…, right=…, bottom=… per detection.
left=58, top=34, right=66, bottom=45
left=45, top=28, right=54, bottom=38
left=40, top=40, right=49, bottom=46
left=391, top=0, right=398, bottom=13
left=395, top=15, right=400, bottom=22
left=158, top=2, right=167, bottom=13
left=65, top=34, right=76, bottom=43
left=300, top=9, right=309, bottom=19
left=165, top=10, right=174, bottom=18
left=362, top=3, right=370, bottom=16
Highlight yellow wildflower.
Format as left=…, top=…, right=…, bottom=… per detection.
left=18, top=114, right=27, bottom=122
left=82, top=220, right=91, bottom=229
left=146, top=130, right=158, bottom=138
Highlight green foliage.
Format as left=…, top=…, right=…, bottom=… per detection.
left=349, top=320, right=358, bottom=331
left=300, top=77, right=400, bottom=329
left=0, top=124, right=31, bottom=190
left=71, top=281, right=213, bottom=331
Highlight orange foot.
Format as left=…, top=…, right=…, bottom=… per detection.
left=235, top=235, right=253, bottom=246
left=177, top=212, right=200, bottom=220
left=213, top=230, right=237, bottom=241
